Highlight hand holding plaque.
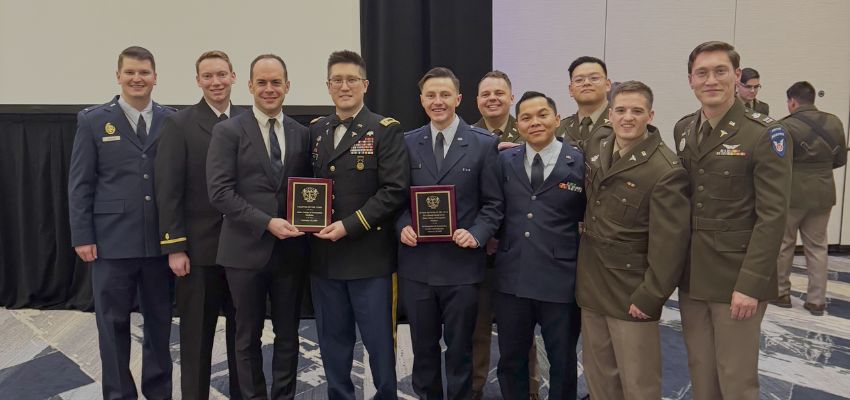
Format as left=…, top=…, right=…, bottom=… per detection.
left=287, top=177, right=332, bottom=232
left=410, top=185, right=457, bottom=242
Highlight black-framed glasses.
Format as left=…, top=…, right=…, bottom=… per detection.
left=328, top=77, right=365, bottom=88
left=741, top=83, right=762, bottom=91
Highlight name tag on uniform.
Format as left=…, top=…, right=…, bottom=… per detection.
left=102, top=136, right=121, bottom=142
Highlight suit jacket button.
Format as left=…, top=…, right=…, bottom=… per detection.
left=143, top=174, right=149, bottom=179
left=330, top=165, right=336, bottom=172
left=595, top=200, right=601, bottom=205
left=144, top=195, right=151, bottom=201
left=697, top=185, right=704, bottom=191
left=527, top=213, right=533, bottom=219
left=142, top=154, right=148, bottom=159
left=723, top=170, right=730, bottom=176
left=626, top=263, right=631, bottom=268
left=524, top=231, right=530, bottom=238
left=332, top=194, right=336, bottom=200
left=696, top=202, right=703, bottom=209
left=531, top=195, right=537, bottom=200
left=698, top=168, right=705, bottom=174
left=591, top=216, right=597, bottom=221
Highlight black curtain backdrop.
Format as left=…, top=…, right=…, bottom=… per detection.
left=0, top=114, right=93, bottom=310
left=361, top=0, right=493, bottom=131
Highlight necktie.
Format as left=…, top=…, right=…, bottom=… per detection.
left=218, top=113, right=228, bottom=123
left=268, top=118, right=284, bottom=180
left=136, top=115, right=147, bottom=144
left=531, top=153, right=544, bottom=191
left=610, top=151, right=621, bottom=168
left=579, top=116, right=592, bottom=139
left=492, top=128, right=503, bottom=139
left=697, top=121, right=712, bottom=150
left=434, top=132, right=445, bottom=171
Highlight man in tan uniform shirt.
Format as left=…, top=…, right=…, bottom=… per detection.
left=673, top=41, right=792, bottom=400
left=578, top=81, right=690, bottom=400
left=470, top=70, right=542, bottom=400
left=775, top=81, right=847, bottom=315
left=555, top=56, right=611, bottom=148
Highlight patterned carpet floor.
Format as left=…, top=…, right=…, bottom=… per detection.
left=2, top=254, right=849, bottom=399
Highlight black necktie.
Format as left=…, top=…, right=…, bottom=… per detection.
left=136, top=115, right=147, bottom=144
left=579, top=116, right=592, bottom=139
left=218, top=113, right=228, bottom=123
left=531, top=154, right=544, bottom=191
left=492, top=128, right=503, bottom=138
left=268, top=118, right=283, bottom=180
left=434, top=132, right=445, bottom=171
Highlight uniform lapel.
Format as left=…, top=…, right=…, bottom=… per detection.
left=509, top=146, right=533, bottom=192
left=194, top=98, right=219, bottom=136
left=604, top=131, right=661, bottom=179
left=598, top=135, right=615, bottom=175
left=415, top=127, right=439, bottom=179
left=696, top=102, right=742, bottom=160
left=436, top=121, right=470, bottom=182
left=239, top=113, right=278, bottom=187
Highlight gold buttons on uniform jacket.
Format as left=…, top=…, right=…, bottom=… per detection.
left=330, top=165, right=336, bottom=172
left=595, top=200, right=601, bottom=205
left=696, top=203, right=703, bottom=209
left=723, top=170, right=730, bottom=176
left=698, top=169, right=705, bottom=174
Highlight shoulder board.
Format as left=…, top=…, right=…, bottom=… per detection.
left=745, top=111, right=775, bottom=126
left=310, top=116, right=325, bottom=125
left=676, top=111, right=697, bottom=124
left=82, top=102, right=110, bottom=114
left=657, top=143, right=682, bottom=167
left=380, top=117, right=400, bottom=127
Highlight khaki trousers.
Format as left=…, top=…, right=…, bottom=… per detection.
left=777, top=207, right=830, bottom=305
left=581, top=309, right=661, bottom=400
left=679, top=292, right=767, bottom=400
left=472, top=268, right=541, bottom=394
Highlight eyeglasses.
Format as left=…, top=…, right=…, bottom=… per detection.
left=571, top=74, right=605, bottom=85
left=691, top=68, right=731, bottom=82
left=328, top=77, right=365, bottom=88
left=740, top=84, right=762, bottom=91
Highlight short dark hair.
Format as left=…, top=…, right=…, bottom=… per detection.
left=418, top=67, right=460, bottom=92
left=515, top=91, right=558, bottom=116
left=250, top=54, right=288, bottom=81
left=611, top=80, right=654, bottom=108
left=740, top=67, right=760, bottom=83
left=478, top=70, right=512, bottom=90
left=327, top=50, right=367, bottom=79
left=118, top=46, right=155, bottom=71
left=786, top=81, right=816, bottom=105
left=568, top=56, right=607, bottom=78
left=195, top=50, right=233, bottom=74
left=687, top=41, right=740, bottom=74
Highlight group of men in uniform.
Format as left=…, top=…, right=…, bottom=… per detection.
left=67, top=40, right=846, bottom=400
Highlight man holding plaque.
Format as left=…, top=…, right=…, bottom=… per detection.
left=309, top=50, right=410, bottom=400
left=206, top=54, right=312, bottom=399
left=397, top=67, right=502, bottom=399
left=494, top=91, right=585, bottom=400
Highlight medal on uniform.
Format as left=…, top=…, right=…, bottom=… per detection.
left=356, top=156, right=365, bottom=170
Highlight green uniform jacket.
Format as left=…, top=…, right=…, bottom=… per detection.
left=555, top=113, right=610, bottom=149
left=577, top=126, right=690, bottom=321
left=782, top=104, right=847, bottom=210
left=673, top=99, right=792, bottom=302
left=473, top=115, right=523, bottom=143
left=744, top=98, right=770, bottom=116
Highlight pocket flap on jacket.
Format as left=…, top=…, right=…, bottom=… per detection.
left=93, top=200, right=124, bottom=214
left=599, top=249, right=648, bottom=271
left=714, top=230, right=752, bottom=252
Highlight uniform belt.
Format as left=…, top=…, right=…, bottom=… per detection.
left=584, top=232, right=648, bottom=253
left=692, top=216, right=755, bottom=231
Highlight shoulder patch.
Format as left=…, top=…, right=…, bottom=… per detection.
left=769, top=125, right=787, bottom=157
left=380, top=117, right=400, bottom=127
left=310, top=116, right=325, bottom=125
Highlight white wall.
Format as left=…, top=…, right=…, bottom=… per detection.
left=0, top=0, right=360, bottom=106
left=494, top=0, right=850, bottom=244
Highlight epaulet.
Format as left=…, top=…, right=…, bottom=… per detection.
left=380, top=117, right=400, bottom=127
left=745, top=111, right=775, bottom=126
left=657, top=143, right=682, bottom=167
left=82, top=103, right=108, bottom=114
left=310, top=116, right=325, bottom=125
left=677, top=111, right=697, bottom=124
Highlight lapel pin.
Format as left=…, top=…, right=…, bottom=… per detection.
left=629, top=155, right=636, bottom=161
left=728, top=121, right=736, bottom=127
left=104, top=123, right=116, bottom=135
left=641, top=151, right=647, bottom=157
left=357, top=123, right=364, bottom=128
left=720, top=129, right=729, bottom=137
left=351, top=132, right=357, bottom=137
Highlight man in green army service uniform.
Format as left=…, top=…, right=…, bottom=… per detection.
left=555, top=56, right=611, bottom=148
left=470, top=70, right=542, bottom=400
left=775, top=81, right=847, bottom=315
left=578, top=81, right=690, bottom=400
left=673, top=41, right=792, bottom=400
left=737, top=67, right=770, bottom=115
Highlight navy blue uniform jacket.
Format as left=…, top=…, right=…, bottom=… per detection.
left=396, top=121, right=503, bottom=285
left=69, top=95, right=175, bottom=258
left=494, top=143, right=585, bottom=303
